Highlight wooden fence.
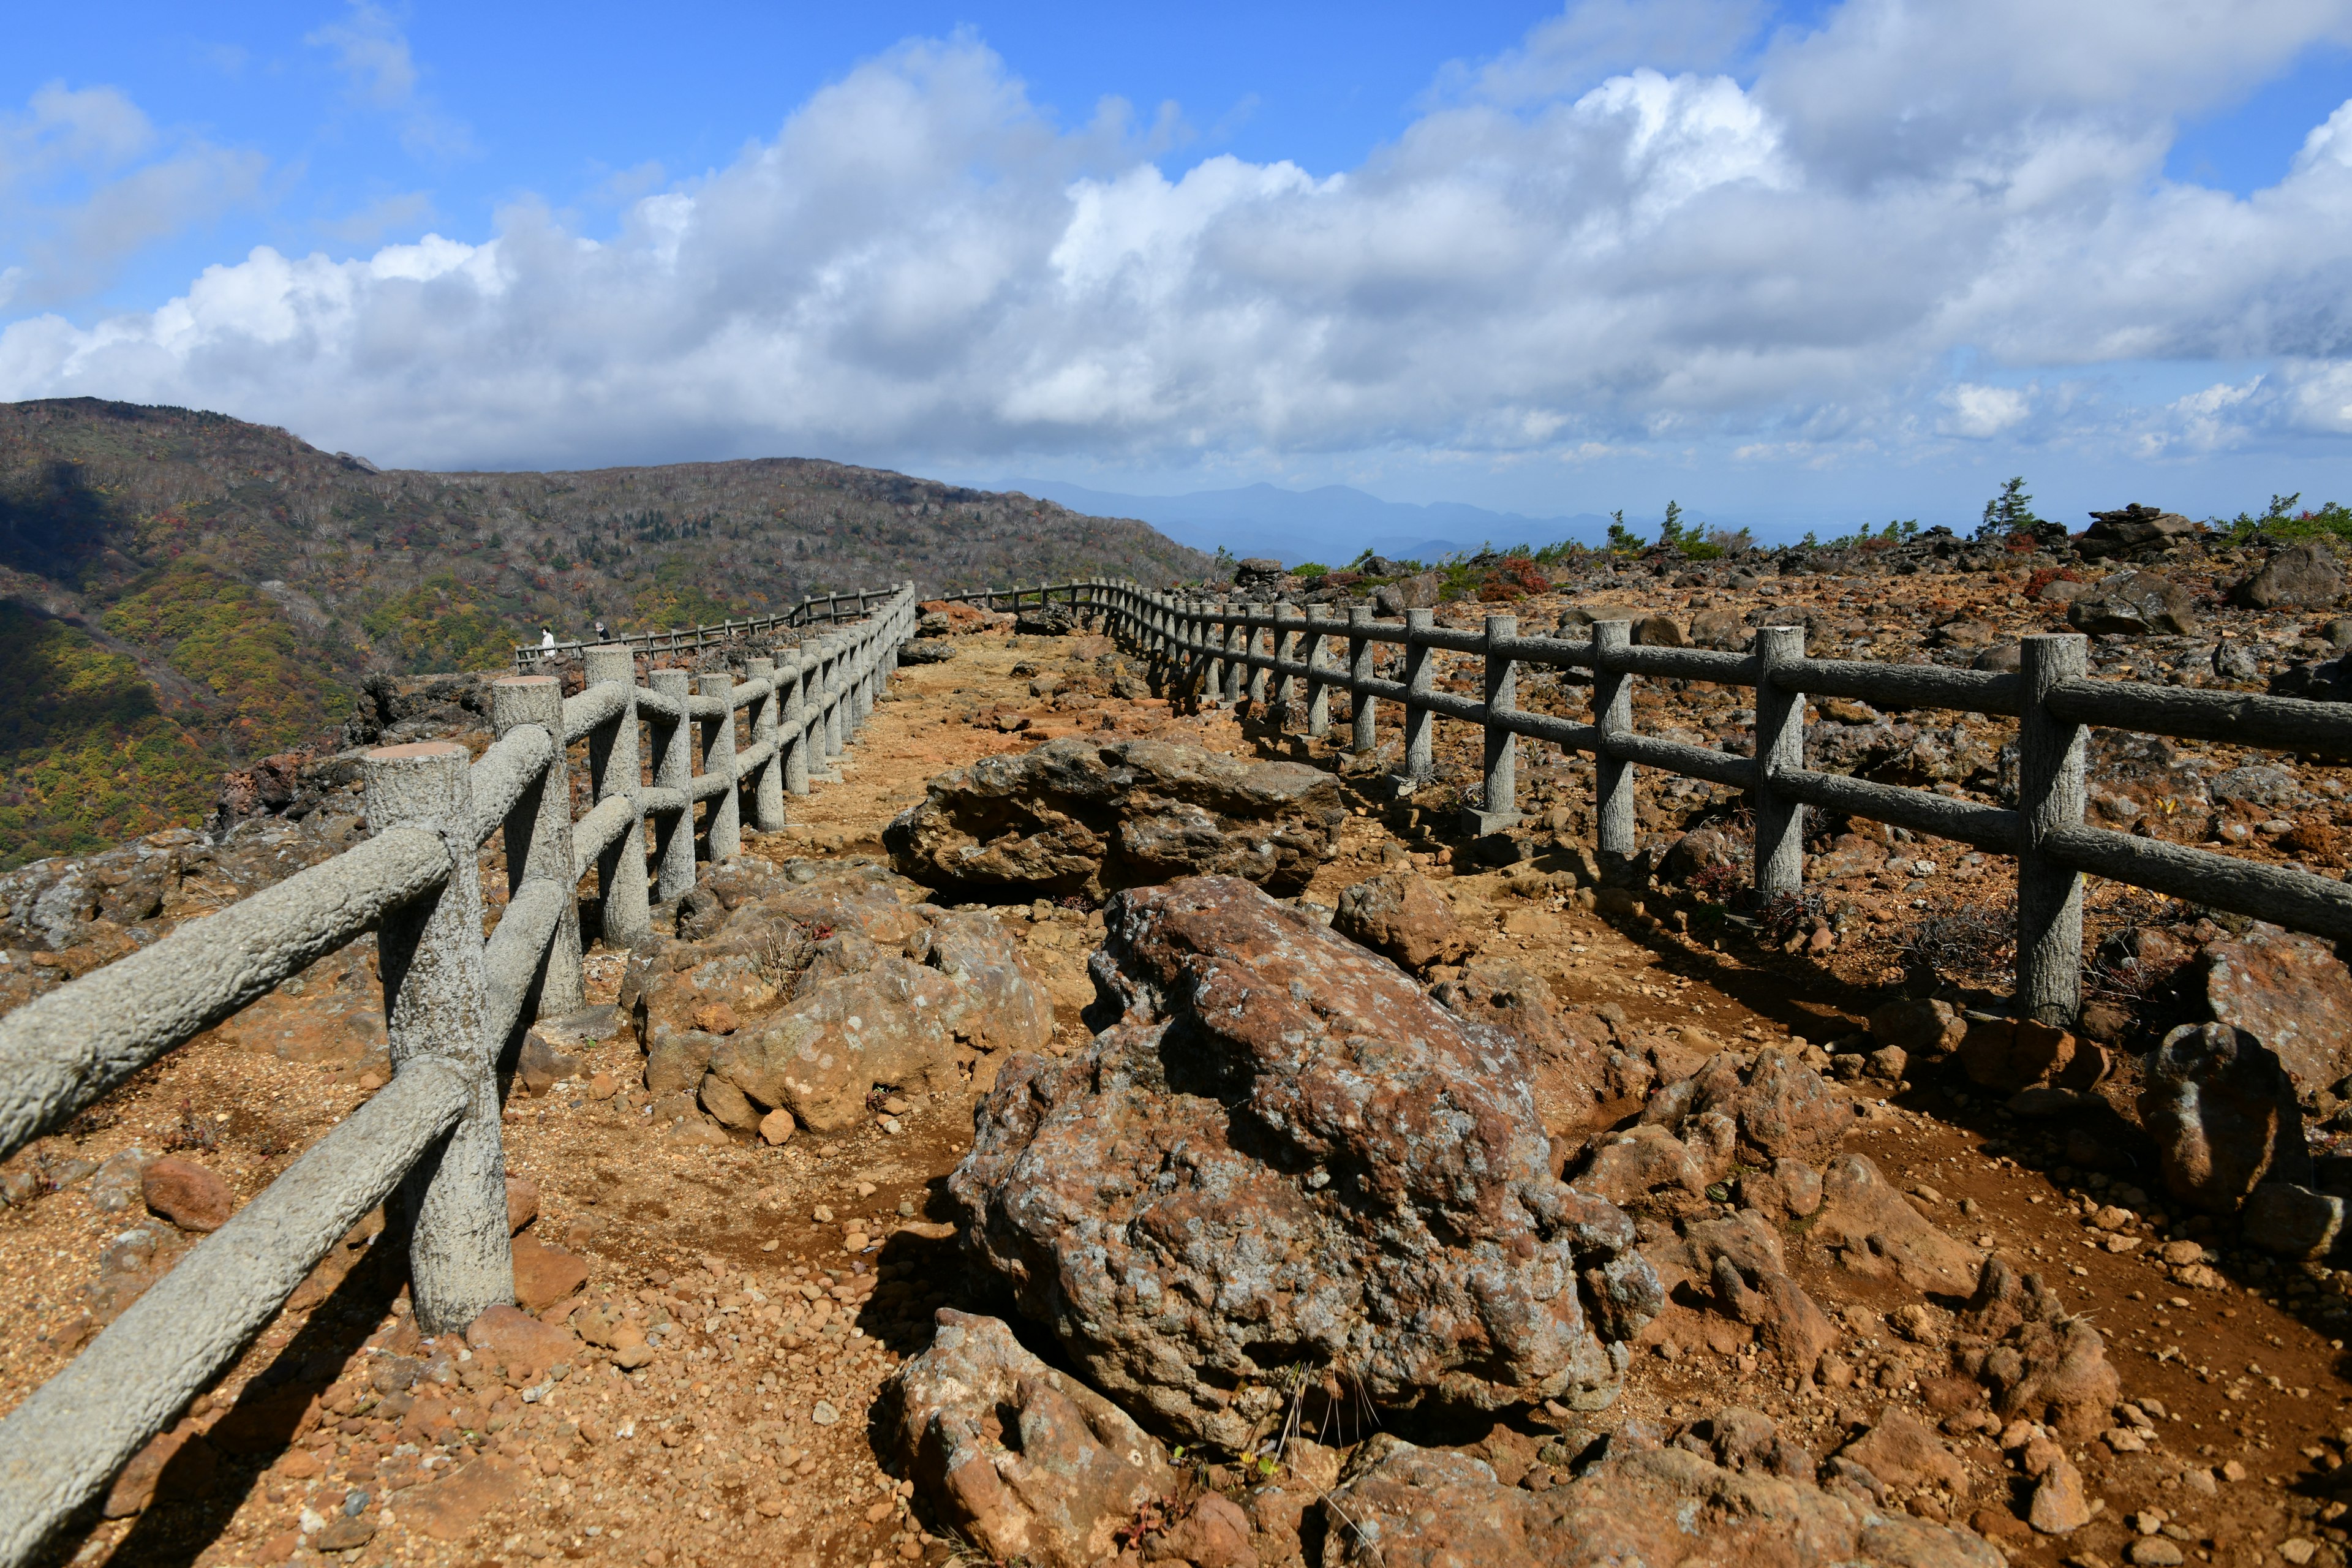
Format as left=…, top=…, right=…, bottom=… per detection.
left=0, top=585, right=918, bottom=1562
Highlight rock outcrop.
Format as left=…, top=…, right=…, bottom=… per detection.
left=1320, top=1431, right=2002, bottom=1568
left=884, top=737, right=1343, bottom=899
left=951, top=876, right=1657, bottom=1450
left=1948, top=1258, right=2120, bottom=1441
left=623, top=859, right=1054, bottom=1133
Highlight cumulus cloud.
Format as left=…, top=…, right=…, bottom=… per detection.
left=5, top=2, right=2352, bottom=477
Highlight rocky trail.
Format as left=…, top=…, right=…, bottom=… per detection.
left=8, top=536, right=2352, bottom=1568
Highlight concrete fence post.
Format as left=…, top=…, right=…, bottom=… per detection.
left=1223, top=607, right=1247, bottom=706
left=1272, top=603, right=1302, bottom=727
left=821, top=637, right=846, bottom=761
left=699, top=670, right=740, bottom=863
left=1401, top=608, right=1436, bottom=785
left=490, top=676, right=584, bottom=1018
left=2018, top=633, right=2089, bottom=1025
left=746, top=656, right=785, bottom=831
left=1592, top=620, right=1637, bottom=863
left=1752, top=626, right=1807, bottom=899
left=781, top=650, right=810, bottom=797
left=1469, top=614, right=1521, bottom=832
left=1303, top=613, right=1330, bottom=739
left=1248, top=611, right=1272, bottom=709
left=1349, top=606, right=1378, bottom=753
left=362, top=742, right=511, bottom=1335
left=582, top=646, right=650, bottom=946
left=649, top=668, right=696, bottom=902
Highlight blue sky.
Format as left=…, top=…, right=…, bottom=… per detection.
left=6, top=1, right=2352, bottom=540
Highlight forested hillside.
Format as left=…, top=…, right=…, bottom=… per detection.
left=0, top=398, right=1209, bottom=864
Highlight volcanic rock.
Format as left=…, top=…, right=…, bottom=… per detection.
left=1806, top=1154, right=1983, bottom=1295
left=951, top=876, right=1657, bottom=1449
left=2231, top=540, right=2343, bottom=610
left=1949, top=1258, right=2120, bottom=1441
left=2139, top=1022, right=2312, bottom=1215
left=1318, top=1433, right=2002, bottom=1568
left=1333, top=870, right=1474, bottom=971
left=884, top=736, right=1343, bottom=899
left=2067, top=571, right=2198, bottom=636
left=882, top=1311, right=1174, bottom=1568
left=2198, top=925, right=2352, bottom=1091
left=2079, top=505, right=2201, bottom=561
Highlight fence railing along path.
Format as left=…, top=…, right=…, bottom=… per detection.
left=1022, top=577, right=2352, bottom=1025
left=513, top=584, right=911, bottom=669
left=0, top=584, right=919, bottom=1562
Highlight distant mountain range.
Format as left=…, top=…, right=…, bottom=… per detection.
left=1003, top=479, right=1615, bottom=567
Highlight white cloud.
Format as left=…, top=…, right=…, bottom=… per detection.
left=1940, top=383, right=2033, bottom=439
left=7, top=7, right=2352, bottom=478
left=306, top=2, right=475, bottom=160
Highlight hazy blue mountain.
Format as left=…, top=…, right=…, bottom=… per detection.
left=1003, top=478, right=1613, bottom=567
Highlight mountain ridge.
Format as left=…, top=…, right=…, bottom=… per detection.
left=0, top=396, right=1211, bottom=865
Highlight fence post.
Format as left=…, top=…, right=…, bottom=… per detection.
left=490, top=677, right=584, bottom=1018
left=1592, top=620, right=1637, bottom=866
left=1752, top=626, right=1807, bottom=898
left=781, top=650, right=810, bottom=797
left=1271, top=603, right=1302, bottom=728
left=821, top=637, right=846, bottom=762
left=582, top=646, right=650, bottom=946
left=1401, top=608, right=1436, bottom=785
left=699, top=671, right=740, bottom=862
left=362, top=742, right=511, bottom=1334
left=649, top=668, right=696, bottom=902
left=2018, top=633, right=2088, bottom=1025
left=1303, top=612, right=1330, bottom=739
left=1349, top=605, right=1378, bottom=753
left=746, top=656, right=785, bottom=831
left=1247, top=610, right=1272, bottom=709
left=1467, top=614, right=1522, bottom=833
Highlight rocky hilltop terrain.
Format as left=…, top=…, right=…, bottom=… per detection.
left=4, top=510, right=2352, bottom=1567
left=0, top=397, right=1209, bottom=867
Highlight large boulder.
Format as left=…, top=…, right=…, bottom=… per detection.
left=624, top=860, right=1054, bottom=1132
left=2231, top=540, right=2343, bottom=609
left=2139, top=1022, right=2312, bottom=1215
left=950, top=876, right=1657, bottom=1449
left=2066, top=571, right=2198, bottom=636
left=884, top=737, right=1343, bottom=899
left=1319, top=1433, right=2001, bottom=1568
left=1434, top=958, right=1610, bottom=1140
left=2198, top=925, right=2352, bottom=1093
left=881, top=1311, right=1174, bottom=1568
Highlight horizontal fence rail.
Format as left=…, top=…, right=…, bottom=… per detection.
left=513, top=584, right=910, bottom=668
left=0, top=584, right=919, bottom=1564
left=1037, top=578, right=2352, bottom=1027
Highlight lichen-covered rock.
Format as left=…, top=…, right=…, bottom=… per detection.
left=2139, top=1022, right=2312, bottom=1216
left=1319, top=1433, right=2002, bottom=1568
left=951, top=876, right=1656, bottom=1450
left=1948, top=1258, right=2120, bottom=1441
left=1334, top=870, right=1473, bottom=971
left=624, top=859, right=1053, bottom=1133
left=2197, top=925, right=2352, bottom=1093
left=881, top=1311, right=1172, bottom=1568
left=883, top=736, right=1343, bottom=898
